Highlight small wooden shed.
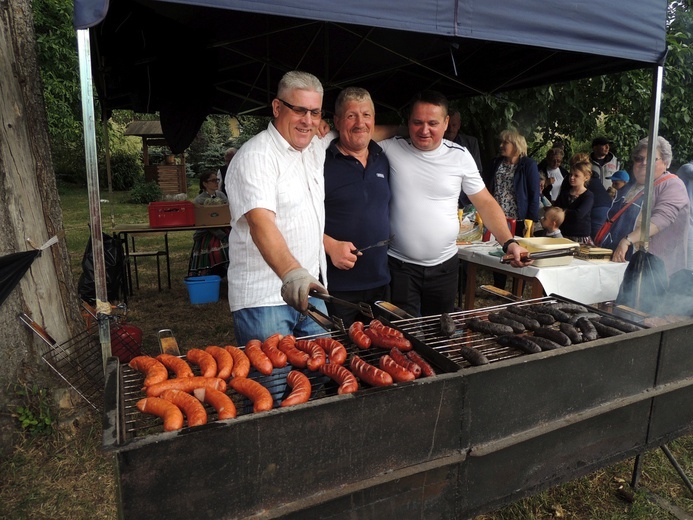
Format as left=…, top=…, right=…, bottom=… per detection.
left=124, top=121, right=187, bottom=194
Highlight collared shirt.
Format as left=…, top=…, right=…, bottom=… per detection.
left=225, top=122, right=327, bottom=311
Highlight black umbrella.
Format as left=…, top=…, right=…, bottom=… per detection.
left=615, top=249, right=669, bottom=314
left=0, top=250, right=41, bottom=307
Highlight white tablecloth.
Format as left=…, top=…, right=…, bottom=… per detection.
left=457, top=242, right=628, bottom=304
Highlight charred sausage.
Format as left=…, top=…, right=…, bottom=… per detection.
left=553, top=302, right=589, bottom=313
left=313, top=337, right=348, bottom=366
left=280, top=370, right=312, bottom=407
left=525, top=335, right=562, bottom=351
left=496, top=334, right=543, bottom=354
left=129, top=356, right=169, bottom=387
left=155, top=354, right=194, bottom=379
left=498, top=310, right=541, bottom=331
left=244, top=339, right=274, bottom=375
left=504, top=305, right=556, bottom=326
left=590, top=319, right=625, bottom=338
left=205, top=346, right=234, bottom=380
left=488, top=312, right=526, bottom=333
left=224, top=346, right=251, bottom=378
left=559, top=322, right=583, bottom=344
left=160, top=388, right=208, bottom=427
left=319, top=363, right=359, bottom=394
left=186, top=348, right=218, bottom=378
left=350, top=355, right=393, bottom=387
left=193, top=387, right=237, bottom=420
left=439, top=313, right=456, bottom=337
left=595, top=315, right=642, bottom=333
left=466, top=317, right=514, bottom=336
left=533, top=327, right=572, bottom=346
left=406, top=351, right=437, bottom=377
left=261, top=333, right=288, bottom=368
left=528, top=305, right=572, bottom=323
left=136, top=397, right=184, bottom=431
left=348, top=321, right=372, bottom=349
left=576, top=317, right=598, bottom=341
left=145, top=376, right=227, bottom=397
left=228, top=377, right=273, bottom=413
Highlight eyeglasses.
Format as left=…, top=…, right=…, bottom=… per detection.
left=206, top=178, right=219, bottom=183
left=277, top=99, right=324, bottom=119
left=633, top=155, right=661, bottom=165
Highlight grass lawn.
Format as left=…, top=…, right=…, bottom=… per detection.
left=0, top=183, right=691, bottom=519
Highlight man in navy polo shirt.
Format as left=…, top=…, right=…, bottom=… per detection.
left=323, top=87, right=391, bottom=326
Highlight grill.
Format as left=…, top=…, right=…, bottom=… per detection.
left=102, top=296, right=693, bottom=519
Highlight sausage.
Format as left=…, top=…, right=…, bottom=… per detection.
left=369, top=319, right=403, bottom=337
left=348, top=321, right=372, bottom=349
left=205, top=346, right=234, bottom=380
left=559, top=322, right=583, bottom=344
left=528, top=305, right=572, bottom=323
left=524, top=335, right=563, bottom=351
left=244, top=339, right=274, bottom=375
left=390, top=348, right=422, bottom=378
left=228, top=377, right=273, bottom=413
left=576, top=317, right=599, bottom=341
left=155, top=354, right=195, bottom=379
left=595, top=315, right=642, bottom=333
left=466, top=317, right=514, bottom=336
left=364, top=328, right=413, bottom=351
left=276, top=335, right=310, bottom=368
left=439, top=313, right=456, bottom=337
left=590, top=319, right=625, bottom=338
left=498, top=310, right=541, bottom=331
left=553, top=302, right=589, bottom=313
left=496, top=334, right=543, bottom=354
left=145, top=376, right=227, bottom=397
left=504, top=305, right=556, bottom=326
left=295, top=339, right=327, bottom=371
left=350, top=355, right=393, bottom=387
left=533, top=327, right=572, bottom=346
left=261, top=333, right=288, bottom=368
left=136, top=397, right=184, bottom=432
left=320, top=363, right=359, bottom=394
left=379, top=355, right=416, bottom=383
left=457, top=346, right=490, bottom=366
left=280, top=370, right=312, bottom=407
left=313, top=337, right=348, bottom=365
left=406, top=351, right=436, bottom=377
left=224, top=346, right=251, bottom=378
left=193, top=387, right=237, bottom=420
left=488, top=312, right=526, bottom=333
left=567, top=312, right=601, bottom=325
left=129, top=356, right=169, bottom=387
left=186, top=348, right=218, bottom=378
left=160, top=388, right=208, bottom=427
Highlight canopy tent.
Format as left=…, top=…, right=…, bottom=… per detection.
left=74, top=0, right=667, bottom=153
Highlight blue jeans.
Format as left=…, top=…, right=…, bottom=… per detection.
left=232, top=298, right=328, bottom=408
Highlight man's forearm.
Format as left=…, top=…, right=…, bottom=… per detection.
left=246, top=208, right=301, bottom=279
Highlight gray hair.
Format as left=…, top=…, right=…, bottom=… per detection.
left=632, top=136, right=673, bottom=168
left=277, top=71, right=323, bottom=99
left=335, top=87, right=373, bottom=116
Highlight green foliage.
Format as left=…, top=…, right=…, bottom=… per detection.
left=127, top=179, right=162, bottom=204
left=12, top=383, right=54, bottom=437
left=236, top=115, right=272, bottom=146
left=104, top=150, right=143, bottom=190
left=187, top=115, right=235, bottom=176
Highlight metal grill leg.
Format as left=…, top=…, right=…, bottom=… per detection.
left=631, top=453, right=643, bottom=489
left=661, top=444, right=693, bottom=496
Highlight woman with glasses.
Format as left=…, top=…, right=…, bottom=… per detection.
left=598, top=136, right=689, bottom=275
left=188, top=171, right=230, bottom=277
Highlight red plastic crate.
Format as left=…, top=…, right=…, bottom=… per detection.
left=148, top=201, right=195, bottom=228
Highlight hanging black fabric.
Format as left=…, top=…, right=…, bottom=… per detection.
left=0, top=250, right=41, bottom=307
left=77, top=233, right=124, bottom=305
left=615, top=250, right=669, bottom=314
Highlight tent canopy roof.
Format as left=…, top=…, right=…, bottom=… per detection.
left=75, top=0, right=667, bottom=152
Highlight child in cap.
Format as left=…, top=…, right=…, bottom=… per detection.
left=535, top=206, right=565, bottom=238
left=607, top=170, right=629, bottom=198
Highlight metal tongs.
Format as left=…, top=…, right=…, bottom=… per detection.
left=305, top=302, right=345, bottom=333
left=309, top=290, right=374, bottom=318
left=500, top=246, right=579, bottom=264
left=351, top=236, right=393, bottom=254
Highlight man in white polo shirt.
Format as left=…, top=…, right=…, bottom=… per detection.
left=225, top=70, right=329, bottom=346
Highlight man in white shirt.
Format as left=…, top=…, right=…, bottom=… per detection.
left=225, top=71, right=329, bottom=346
left=379, top=91, right=529, bottom=316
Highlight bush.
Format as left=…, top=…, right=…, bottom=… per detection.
left=105, top=151, right=143, bottom=190
left=128, top=179, right=162, bottom=204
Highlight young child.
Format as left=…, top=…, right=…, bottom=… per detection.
left=554, top=154, right=595, bottom=244
left=535, top=206, right=565, bottom=238
left=607, top=169, right=629, bottom=198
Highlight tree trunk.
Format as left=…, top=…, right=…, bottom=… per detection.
left=0, top=0, right=83, bottom=452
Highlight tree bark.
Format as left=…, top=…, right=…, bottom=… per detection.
left=0, top=0, right=83, bottom=452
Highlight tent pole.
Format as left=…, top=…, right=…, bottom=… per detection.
left=77, top=29, right=112, bottom=370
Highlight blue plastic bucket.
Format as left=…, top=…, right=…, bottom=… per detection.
left=184, top=275, right=221, bottom=304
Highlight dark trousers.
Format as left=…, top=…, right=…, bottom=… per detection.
left=388, top=255, right=459, bottom=317
left=326, top=284, right=391, bottom=327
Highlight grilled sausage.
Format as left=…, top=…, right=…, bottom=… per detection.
left=160, top=388, right=208, bottom=427
left=406, top=351, right=437, bottom=376
left=369, top=319, right=404, bottom=337
left=224, top=346, right=251, bottom=378
left=576, top=317, right=598, bottom=342
left=439, top=313, right=456, bottom=337
left=186, top=348, right=218, bottom=378
left=525, top=335, right=563, bottom=351
left=136, top=397, right=184, bottom=432
left=533, top=327, right=572, bottom=346
left=228, top=377, right=273, bottom=412
left=313, top=337, right=348, bottom=366
left=379, top=355, right=416, bottom=382
left=319, top=363, right=359, bottom=394
left=504, top=305, right=556, bottom=326
left=276, top=335, right=310, bottom=368
left=590, top=319, right=625, bottom=338
left=129, top=356, right=169, bottom=387
left=496, top=334, right=542, bottom=354
left=364, top=328, right=413, bottom=351
left=390, top=347, right=422, bottom=378
left=458, top=346, right=491, bottom=366
left=205, top=346, right=234, bottom=380
left=595, top=316, right=642, bottom=333
left=528, top=305, right=572, bottom=323
left=498, top=310, right=541, bottom=331
left=261, top=333, right=288, bottom=368
left=145, top=376, right=227, bottom=397
left=193, top=387, right=237, bottom=420
left=244, top=339, right=274, bottom=375
left=488, top=312, right=526, bottom=333
left=567, top=312, right=601, bottom=325
left=280, top=370, right=312, bottom=407
left=155, top=354, right=194, bottom=379
left=295, top=339, right=327, bottom=371
left=466, top=317, right=514, bottom=336
left=559, top=322, right=583, bottom=344
left=350, top=355, right=393, bottom=387
left=349, top=321, right=372, bottom=349
left=553, top=302, right=589, bottom=313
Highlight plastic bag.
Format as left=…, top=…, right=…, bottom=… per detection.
left=615, top=250, right=668, bottom=314
left=78, top=233, right=124, bottom=305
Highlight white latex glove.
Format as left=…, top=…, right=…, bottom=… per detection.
left=280, top=267, right=327, bottom=312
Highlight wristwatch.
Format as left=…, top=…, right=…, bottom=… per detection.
left=502, top=238, right=519, bottom=253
